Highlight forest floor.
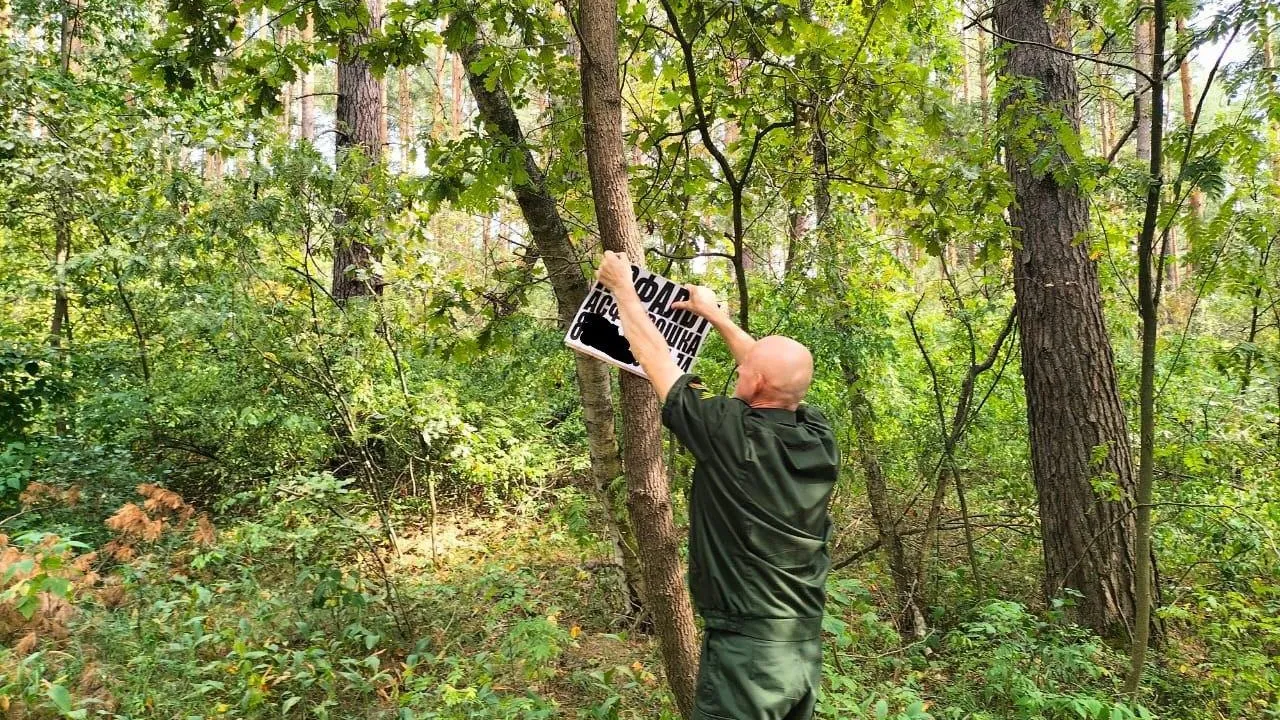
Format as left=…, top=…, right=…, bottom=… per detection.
left=3, top=488, right=1267, bottom=719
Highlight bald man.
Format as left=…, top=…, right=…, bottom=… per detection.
left=595, top=251, right=839, bottom=720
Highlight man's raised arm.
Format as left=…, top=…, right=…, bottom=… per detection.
left=671, top=285, right=756, bottom=366
left=594, top=251, right=684, bottom=401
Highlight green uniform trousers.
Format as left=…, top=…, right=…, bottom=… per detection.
left=690, top=629, right=823, bottom=720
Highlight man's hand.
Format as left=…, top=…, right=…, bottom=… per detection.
left=674, top=284, right=757, bottom=366
left=595, top=251, right=634, bottom=295
left=671, top=284, right=725, bottom=321
left=591, top=251, right=683, bottom=399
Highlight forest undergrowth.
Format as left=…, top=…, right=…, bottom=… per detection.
left=2, top=464, right=1276, bottom=719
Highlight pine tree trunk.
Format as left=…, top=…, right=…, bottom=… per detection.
left=578, top=0, right=700, bottom=713
left=277, top=23, right=293, bottom=138
left=300, top=16, right=316, bottom=143
left=978, top=27, right=990, bottom=138
left=332, top=0, right=386, bottom=301
left=1177, top=17, right=1202, bottom=222
left=398, top=67, right=415, bottom=167
left=994, top=0, right=1156, bottom=642
left=59, top=0, right=82, bottom=73
left=432, top=41, right=446, bottom=138
left=1098, top=65, right=1113, bottom=155
left=1261, top=9, right=1280, bottom=187
left=451, top=52, right=464, bottom=134
left=1135, top=16, right=1153, bottom=163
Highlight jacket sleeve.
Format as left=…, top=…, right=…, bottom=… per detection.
left=661, top=374, right=742, bottom=463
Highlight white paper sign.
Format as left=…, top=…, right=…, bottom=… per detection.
left=564, top=266, right=711, bottom=378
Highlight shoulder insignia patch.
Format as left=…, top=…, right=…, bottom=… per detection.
left=688, top=381, right=713, bottom=399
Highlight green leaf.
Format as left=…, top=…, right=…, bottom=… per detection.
left=874, top=698, right=889, bottom=720
left=48, top=683, right=72, bottom=713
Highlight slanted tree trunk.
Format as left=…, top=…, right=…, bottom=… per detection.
left=843, top=361, right=926, bottom=638
left=578, top=0, right=700, bottom=713
left=300, top=16, right=316, bottom=143
left=994, top=0, right=1156, bottom=642
left=458, top=33, right=643, bottom=617
left=332, top=0, right=386, bottom=301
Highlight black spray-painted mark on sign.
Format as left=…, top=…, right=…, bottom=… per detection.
left=565, top=266, right=711, bottom=378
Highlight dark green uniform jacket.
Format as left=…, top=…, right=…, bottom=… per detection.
left=662, top=373, right=840, bottom=640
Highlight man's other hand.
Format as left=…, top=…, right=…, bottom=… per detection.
left=671, top=284, right=723, bottom=320
left=596, top=251, right=633, bottom=294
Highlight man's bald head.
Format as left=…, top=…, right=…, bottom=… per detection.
left=734, top=336, right=814, bottom=410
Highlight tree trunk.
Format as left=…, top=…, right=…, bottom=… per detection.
left=451, top=52, right=464, bottom=134
left=1098, top=65, right=1114, bottom=155
left=1135, top=15, right=1153, bottom=163
left=59, top=0, right=82, bottom=73
left=978, top=27, right=990, bottom=138
left=1126, top=0, right=1167, bottom=691
left=458, top=32, right=644, bottom=617
left=277, top=23, right=293, bottom=138
left=398, top=67, right=415, bottom=167
left=300, top=16, right=316, bottom=143
left=994, top=0, right=1156, bottom=642
left=1176, top=17, right=1202, bottom=223
left=332, top=0, right=386, bottom=301
left=844, top=363, right=926, bottom=638
left=577, top=0, right=700, bottom=713
left=432, top=40, right=446, bottom=138
left=50, top=0, right=83, bottom=435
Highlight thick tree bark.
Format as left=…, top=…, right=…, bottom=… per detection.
left=994, top=0, right=1156, bottom=642
left=332, top=0, right=386, bottom=301
left=458, top=34, right=643, bottom=616
left=577, top=0, right=700, bottom=713
left=300, top=16, right=316, bottom=143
